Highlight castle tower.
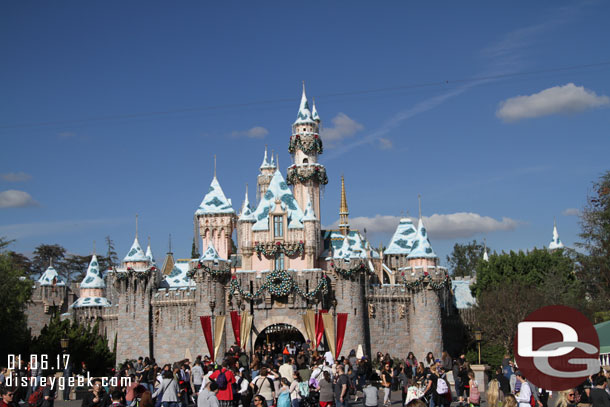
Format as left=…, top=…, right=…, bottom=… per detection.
left=286, top=83, right=328, bottom=223
left=406, top=213, right=442, bottom=361
left=302, top=191, right=318, bottom=267
left=195, top=175, right=237, bottom=260
left=257, top=147, right=276, bottom=201
left=71, top=253, right=111, bottom=325
left=339, top=176, right=350, bottom=237
left=37, top=261, right=69, bottom=314
left=384, top=217, right=417, bottom=271
left=237, top=185, right=256, bottom=269
left=548, top=219, right=564, bottom=250
left=111, top=218, right=159, bottom=360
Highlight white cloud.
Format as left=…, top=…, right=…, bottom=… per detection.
left=0, top=218, right=127, bottom=239
left=321, top=113, right=364, bottom=148
left=379, top=138, right=393, bottom=150
left=496, top=83, right=610, bottom=122
left=0, top=190, right=39, bottom=208
left=229, top=126, right=269, bottom=139
left=325, top=212, right=519, bottom=240
left=1, top=172, right=31, bottom=182
left=562, top=208, right=580, bottom=216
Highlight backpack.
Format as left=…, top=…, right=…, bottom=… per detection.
left=436, top=378, right=449, bottom=395
left=28, top=387, right=45, bottom=407
left=277, top=391, right=291, bottom=407
left=298, top=381, right=309, bottom=398
left=529, top=395, right=536, bottom=407
left=216, top=370, right=228, bottom=390
left=469, top=381, right=480, bottom=405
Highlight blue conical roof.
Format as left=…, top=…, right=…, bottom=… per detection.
left=239, top=188, right=256, bottom=222
left=195, top=176, right=235, bottom=215
left=80, top=254, right=105, bottom=289
left=123, top=236, right=149, bottom=262
left=38, top=265, right=66, bottom=286
left=146, top=243, right=156, bottom=265
left=199, top=241, right=228, bottom=263
left=407, top=218, right=437, bottom=259
left=293, top=84, right=315, bottom=125
left=385, top=218, right=417, bottom=255
left=252, top=169, right=304, bottom=231
left=312, top=100, right=320, bottom=122
left=549, top=222, right=564, bottom=250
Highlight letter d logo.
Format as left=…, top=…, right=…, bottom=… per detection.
left=517, top=322, right=577, bottom=357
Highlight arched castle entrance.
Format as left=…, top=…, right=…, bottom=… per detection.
left=252, top=315, right=308, bottom=349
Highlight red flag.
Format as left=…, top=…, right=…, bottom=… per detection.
left=230, top=311, right=241, bottom=348
left=315, top=310, right=328, bottom=348
left=335, top=313, right=348, bottom=359
left=199, top=316, right=214, bottom=362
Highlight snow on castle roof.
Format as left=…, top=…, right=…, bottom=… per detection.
left=549, top=223, right=564, bottom=250
left=252, top=169, right=304, bottom=231
left=80, top=254, right=105, bottom=289
left=195, top=176, right=235, bottom=215
left=146, top=244, right=156, bottom=265
left=160, top=261, right=196, bottom=288
left=70, top=296, right=111, bottom=308
left=385, top=218, right=417, bottom=255
left=302, top=194, right=317, bottom=222
left=239, top=188, right=256, bottom=222
left=38, top=266, right=66, bottom=286
left=123, top=236, right=150, bottom=262
left=407, top=218, right=437, bottom=259
left=294, top=85, right=315, bottom=125
left=199, top=241, right=228, bottom=263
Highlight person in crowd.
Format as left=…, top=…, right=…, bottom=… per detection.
left=440, top=352, right=452, bottom=373
left=514, top=371, right=531, bottom=407
left=198, top=382, right=219, bottom=407
left=425, top=353, right=436, bottom=369
left=334, top=365, right=349, bottom=407
left=317, top=371, right=334, bottom=407
left=140, top=391, right=153, bottom=407
left=423, top=365, right=440, bottom=407
left=381, top=362, right=393, bottom=407
left=250, top=367, right=275, bottom=407
left=252, top=395, right=267, bottom=407
left=209, top=361, right=236, bottom=407
left=192, top=361, right=204, bottom=395
left=362, top=374, right=380, bottom=407
left=279, top=358, right=295, bottom=384
left=555, top=389, right=577, bottom=407
left=406, top=353, right=418, bottom=378
left=415, top=363, right=426, bottom=384
left=457, top=362, right=470, bottom=406
left=467, top=371, right=480, bottom=407
left=495, top=367, right=510, bottom=396
left=82, top=377, right=111, bottom=407
left=407, top=400, right=427, bottom=407
left=110, top=390, right=125, bottom=407
left=0, top=387, right=17, bottom=407
left=125, top=375, right=139, bottom=406
left=41, top=373, right=57, bottom=407
left=590, top=375, right=610, bottom=407
left=277, top=378, right=291, bottom=407
left=504, top=394, right=518, bottom=407
left=152, top=370, right=180, bottom=407
left=397, top=364, right=410, bottom=406
left=234, top=368, right=251, bottom=407
left=486, top=379, right=504, bottom=407
left=404, top=378, right=420, bottom=406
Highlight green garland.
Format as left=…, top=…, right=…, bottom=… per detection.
left=255, top=242, right=304, bottom=257
left=229, top=270, right=328, bottom=300
left=331, top=261, right=368, bottom=277
left=288, top=134, right=323, bottom=155
left=400, top=272, right=450, bottom=290
left=286, top=165, right=328, bottom=186
left=114, top=267, right=156, bottom=281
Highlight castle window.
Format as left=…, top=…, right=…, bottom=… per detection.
left=275, top=253, right=285, bottom=270
left=274, top=216, right=283, bottom=237
left=303, top=158, right=309, bottom=164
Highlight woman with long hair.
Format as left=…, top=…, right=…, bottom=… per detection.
left=140, top=391, right=153, bottom=407
left=317, top=371, right=334, bottom=407
left=406, top=353, right=417, bottom=378
left=289, top=372, right=303, bottom=407
left=486, top=379, right=504, bottom=407
left=425, top=353, right=435, bottom=368
left=466, top=371, right=480, bottom=407
left=415, top=363, right=425, bottom=384
left=504, top=394, right=517, bottom=407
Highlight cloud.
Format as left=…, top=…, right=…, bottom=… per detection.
left=562, top=208, right=580, bottom=216
left=229, top=126, right=269, bottom=139
left=0, top=172, right=31, bottom=182
left=321, top=113, right=364, bottom=148
left=0, top=218, right=127, bottom=239
left=0, top=190, right=39, bottom=208
left=325, top=212, right=519, bottom=240
left=379, top=138, right=393, bottom=150
left=496, top=83, right=610, bottom=122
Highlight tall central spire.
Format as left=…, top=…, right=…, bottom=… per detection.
left=339, top=175, right=350, bottom=236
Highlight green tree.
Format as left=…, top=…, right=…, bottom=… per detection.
left=575, top=170, right=610, bottom=318
left=105, top=236, right=119, bottom=268
left=0, top=238, right=33, bottom=355
left=446, top=240, right=487, bottom=277
left=31, top=316, right=115, bottom=375
left=191, top=237, right=200, bottom=258
left=32, top=244, right=67, bottom=279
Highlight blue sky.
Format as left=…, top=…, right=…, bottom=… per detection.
left=2, top=1, right=609, bottom=268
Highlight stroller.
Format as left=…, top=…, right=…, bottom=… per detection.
left=405, top=382, right=427, bottom=405
left=300, top=389, right=319, bottom=407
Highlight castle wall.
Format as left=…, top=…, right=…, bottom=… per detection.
left=366, top=285, right=412, bottom=358
left=408, top=287, right=443, bottom=361
left=26, top=284, right=71, bottom=336
left=333, top=275, right=367, bottom=357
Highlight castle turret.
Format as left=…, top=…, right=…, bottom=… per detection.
left=287, top=83, right=328, bottom=223
left=548, top=219, right=564, bottom=250
left=257, top=147, right=276, bottom=200
left=238, top=185, right=256, bottom=269
left=195, top=175, right=237, bottom=261
left=71, top=254, right=111, bottom=326
left=384, top=217, right=417, bottom=271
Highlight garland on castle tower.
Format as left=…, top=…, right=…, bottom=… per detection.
left=286, top=165, right=328, bottom=186
left=288, top=134, right=323, bottom=155
left=255, top=241, right=305, bottom=257
left=399, top=271, right=450, bottom=290
left=115, top=266, right=158, bottom=281
left=330, top=261, right=369, bottom=277
left=195, top=262, right=232, bottom=275
left=229, top=270, right=328, bottom=299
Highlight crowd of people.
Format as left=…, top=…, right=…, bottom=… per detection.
left=1, top=344, right=609, bottom=407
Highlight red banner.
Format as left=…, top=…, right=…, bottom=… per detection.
left=230, top=311, right=241, bottom=348
left=335, top=313, right=348, bottom=359
left=199, top=316, right=214, bottom=362
left=315, top=310, right=327, bottom=348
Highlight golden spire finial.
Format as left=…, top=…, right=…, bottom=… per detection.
left=340, top=175, right=348, bottom=214
left=339, top=175, right=349, bottom=236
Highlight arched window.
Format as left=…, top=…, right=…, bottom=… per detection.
left=303, top=158, right=309, bottom=164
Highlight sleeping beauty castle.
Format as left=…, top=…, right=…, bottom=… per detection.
left=27, top=85, right=463, bottom=363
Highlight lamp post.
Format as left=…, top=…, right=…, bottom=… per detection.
left=474, top=330, right=482, bottom=364
left=60, top=338, right=69, bottom=353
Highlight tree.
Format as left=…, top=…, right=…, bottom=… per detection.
left=32, top=244, right=67, bottom=278
left=0, top=238, right=33, bottom=355
left=575, top=170, right=610, bottom=317
left=191, top=237, right=200, bottom=259
left=105, top=236, right=118, bottom=268
left=64, top=254, right=91, bottom=283
left=446, top=240, right=487, bottom=277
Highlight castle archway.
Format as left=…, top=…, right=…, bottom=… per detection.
left=252, top=315, right=307, bottom=350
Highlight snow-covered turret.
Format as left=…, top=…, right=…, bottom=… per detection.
left=71, top=254, right=111, bottom=309
left=407, top=217, right=438, bottom=266
left=258, top=146, right=276, bottom=200
left=38, top=263, right=66, bottom=287
left=548, top=220, right=564, bottom=250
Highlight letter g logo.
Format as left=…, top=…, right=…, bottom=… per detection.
left=514, top=305, right=600, bottom=391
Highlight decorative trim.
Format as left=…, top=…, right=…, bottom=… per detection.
left=255, top=241, right=304, bottom=257
left=286, top=165, right=328, bottom=186
left=229, top=270, right=328, bottom=300
left=288, top=134, right=323, bottom=155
